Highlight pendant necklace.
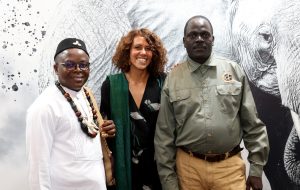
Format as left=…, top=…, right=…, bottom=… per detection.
left=55, top=81, right=99, bottom=138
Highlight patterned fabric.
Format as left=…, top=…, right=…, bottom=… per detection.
left=129, top=78, right=160, bottom=152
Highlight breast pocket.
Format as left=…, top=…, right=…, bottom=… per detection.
left=170, top=90, right=191, bottom=127
left=216, top=83, right=242, bottom=114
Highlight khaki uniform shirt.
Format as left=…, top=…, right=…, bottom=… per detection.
left=154, top=55, right=269, bottom=190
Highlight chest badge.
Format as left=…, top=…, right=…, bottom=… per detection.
left=222, top=72, right=233, bottom=83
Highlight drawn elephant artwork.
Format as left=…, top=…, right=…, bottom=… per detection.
left=226, top=0, right=300, bottom=189
left=38, top=0, right=300, bottom=189
left=272, top=0, right=300, bottom=186
left=232, top=0, right=300, bottom=187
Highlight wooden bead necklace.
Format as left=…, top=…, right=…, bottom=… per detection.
left=55, top=81, right=99, bottom=138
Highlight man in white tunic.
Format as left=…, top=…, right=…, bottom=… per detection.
left=26, top=38, right=114, bottom=190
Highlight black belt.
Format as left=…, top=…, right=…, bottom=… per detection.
left=180, top=145, right=243, bottom=162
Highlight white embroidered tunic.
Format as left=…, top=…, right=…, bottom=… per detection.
left=26, top=85, right=106, bottom=190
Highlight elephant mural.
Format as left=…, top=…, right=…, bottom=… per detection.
left=272, top=0, right=300, bottom=186
left=37, top=0, right=300, bottom=189
left=225, top=0, right=299, bottom=189
left=231, top=0, right=300, bottom=186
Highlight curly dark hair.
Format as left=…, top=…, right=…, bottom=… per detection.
left=112, top=28, right=167, bottom=76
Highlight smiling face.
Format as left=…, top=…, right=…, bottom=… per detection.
left=129, top=35, right=153, bottom=72
left=54, top=48, right=90, bottom=91
left=183, top=17, right=214, bottom=64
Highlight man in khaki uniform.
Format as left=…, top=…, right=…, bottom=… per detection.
left=154, top=15, right=269, bottom=190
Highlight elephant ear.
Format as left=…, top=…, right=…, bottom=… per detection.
left=38, top=0, right=131, bottom=103
left=126, top=0, right=233, bottom=70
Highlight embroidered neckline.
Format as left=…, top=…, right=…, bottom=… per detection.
left=55, top=81, right=99, bottom=138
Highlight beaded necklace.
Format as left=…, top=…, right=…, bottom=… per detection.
left=55, top=81, right=99, bottom=138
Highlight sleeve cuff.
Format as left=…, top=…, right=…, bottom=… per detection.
left=161, top=177, right=179, bottom=190
left=249, top=164, right=264, bottom=177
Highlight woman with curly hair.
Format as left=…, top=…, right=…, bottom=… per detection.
left=100, top=28, right=167, bottom=190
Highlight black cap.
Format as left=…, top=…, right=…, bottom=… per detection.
left=54, top=38, right=89, bottom=59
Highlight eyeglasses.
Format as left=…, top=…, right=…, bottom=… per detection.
left=61, top=61, right=90, bottom=71
left=186, top=31, right=212, bottom=40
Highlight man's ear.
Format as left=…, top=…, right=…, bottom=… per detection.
left=53, top=63, right=58, bottom=74
left=183, top=37, right=186, bottom=48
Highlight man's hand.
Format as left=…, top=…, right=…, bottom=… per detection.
left=100, top=120, right=116, bottom=138
left=246, top=176, right=263, bottom=190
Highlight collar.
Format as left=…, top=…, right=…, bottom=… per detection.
left=187, top=53, right=217, bottom=73
left=61, top=85, right=83, bottom=97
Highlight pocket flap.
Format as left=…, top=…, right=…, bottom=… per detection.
left=217, top=83, right=242, bottom=95
left=170, top=90, right=191, bottom=102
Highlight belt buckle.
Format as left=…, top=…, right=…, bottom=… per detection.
left=225, top=152, right=230, bottom=159
left=204, top=155, right=211, bottom=161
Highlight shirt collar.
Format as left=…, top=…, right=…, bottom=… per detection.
left=187, top=53, right=217, bottom=73
left=61, top=85, right=83, bottom=98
